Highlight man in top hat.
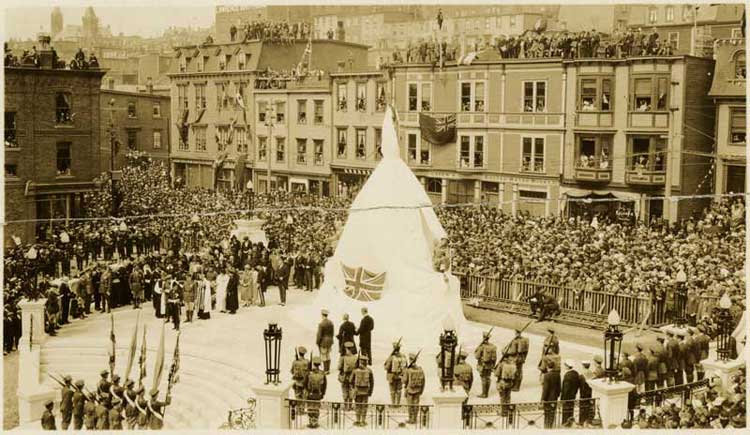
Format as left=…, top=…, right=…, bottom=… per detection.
left=59, top=374, right=74, bottom=429
left=147, top=388, right=171, bottom=430
left=316, top=309, right=334, bottom=374
left=494, top=350, right=517, bottom=416
left=474, top=330, right=497, bottom=398
left=41, top=399, right=56, bottom=430
left=95, top=393, right=111, bottom=430
left=72, top=379, right=86, bottom=430
left=356, top=307, right=374, bottom=366
left=384, top=340, right=408, bottom=405
left=578, top=361, right=594, bottom=425
left=351, top=355, right=374, bottom=427
left=453, top=350, right=473, bottom=397
left=291, top=346, right=310, bottom=400
left=338, top=341, right=358, bottom=409
left=560, top=360, right=580, bottom=424
left=109, top=396, right=124, bottom=429
left=305, top=356, right=327, bottom=428
left=507, top=328, right=529, bottom=391
left=403, top=352, right=425, bottom=425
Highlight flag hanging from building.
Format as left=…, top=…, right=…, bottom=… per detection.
left=167, top=333, right=181, bottom=396
left=151, top=324, right=165, bottom=391
left=341, top=264, right=386, bottom=302
left=123, top=311, right=140, bottom=382
left=419, top=113, right=456, bottom=145
left=108, top=314, right=116, bottom=376
left=138, top=327, right=147, bottom=386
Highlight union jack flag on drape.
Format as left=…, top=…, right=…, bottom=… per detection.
left=341, top=264, right=386, bottom=302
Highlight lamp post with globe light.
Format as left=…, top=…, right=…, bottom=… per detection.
left=603, top=310, right=623, bottom=382
left=716, top=293, right=734, bottom=361
left=190, top=214, right=200, bottom=252
left=438, top=318, right=458, bottom=391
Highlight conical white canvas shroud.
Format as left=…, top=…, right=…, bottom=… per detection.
left=296, top=107, right=466, bottom=348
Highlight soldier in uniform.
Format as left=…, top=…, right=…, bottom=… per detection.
left=95, top=393, right=111, bottom=430
left=619, top=351, right=634, bottom=384
left=474, top=331, right=497, bottom=398
left=494, top=351, right=517, bottom=416
left=110, top=374, right=124, bottom=402
left=97, top=370, right=111, bottom=396
left=147, top=388, right=171, bottom=430
left=83, top=390, right=98, bottom=429
left=632, top=344, right=647, bottom=392
left=41, top=399, right=56, bottom=430
left=646, top=347, right=659, bottom=391
left=678, top=334, right=693, bottom=383
left=384, top=340, right=407, bottom=405
left=59, top=374, right=74, bottom=429
left=123, top=380, right=139, bottom=429
left=453, top=350, right=473, bottom=397
left=655, top=337, right=668, bottom=388
left=72, top=379, right=86, bottom=430
left=109, top=397, right=124, bottom=430
left=135, top=387, right=150, bottom=429
left=338, top=341, right=358, bottom=409
left=305, top=357, right=327, bottom=429
left=508, top=329, right=529, bottom=391
left=291, top=346, right=310, bottom=400
left=542, top=328, right=560, bottom=355
left=316, top=309, right=334, bottom=374
left=694, top=327, right=709, bottom=380
left=403, top=353, right=425, bottom=425
left=666, top=331, right=682, bottom=385
left=351, top=355, right=374, bottom=427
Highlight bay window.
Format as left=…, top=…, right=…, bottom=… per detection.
left=632, top=76, right=669, bottom=112
left=629, top=136, right=666, bottom=171
left=576, top=135, right=612, bottom=169
left=730, top=108, right=746, bottom=144
left=578, top=77, right=612, bottom=111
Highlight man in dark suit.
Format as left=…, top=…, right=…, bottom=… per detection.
left=225, top=266, right=239, bottom=314
left=578, top=361, right=593, bottom=425
left=560, top=360, right=580, bottom=425
left=540, top=348, right=561, bottom=429
left=336, top=314, right=357, bottom=356
left=356, top=307, right=374, bottom=366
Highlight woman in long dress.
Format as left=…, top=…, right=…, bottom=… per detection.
left=248, top=267, right=259, bottom=306
left=239, top=264, right=253, bottom=307
left=215, top=268, right=229, bottom=313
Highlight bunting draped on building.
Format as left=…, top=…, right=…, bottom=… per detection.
left=418, top=113, right=456, bottom=145
left=341, top=264, right=386, bottom=302
left=176, top=109, right=190, bottom=145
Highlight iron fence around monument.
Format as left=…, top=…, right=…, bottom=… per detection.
left=287, top=399, right=431, bottom=430
left=225, top=398, right=257, bottom=429
left=463, top=398, right=601, bottom=429
left=628, top=379, right=710, bottom=418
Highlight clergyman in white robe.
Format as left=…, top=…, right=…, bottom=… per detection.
left=216, top=272, right=229, bottom=312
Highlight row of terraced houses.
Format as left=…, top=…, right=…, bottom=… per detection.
left=166, top=36, right=746, bottom=223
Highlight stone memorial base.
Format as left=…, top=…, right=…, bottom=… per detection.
left=231, top=218, right=268, bottom=246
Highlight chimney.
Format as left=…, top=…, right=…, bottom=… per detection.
left=36, top=33, right=54, bottom=69
left=146, top=76, right=154, bottom=94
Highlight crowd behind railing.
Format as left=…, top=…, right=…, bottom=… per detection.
left=4, top=44, right=99, bottom=70
left=230, top=19, right=314, bottom=44
left=254, top=67, right=327, bottom=89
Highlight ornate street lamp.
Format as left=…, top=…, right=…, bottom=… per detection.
left=263, top=321, right=283, bottom=385
left=603, top=310, right=623, bottom=382
left=25, top=246, right=40, bottom=297
left=119, top=221, right=128, bottom=232
left=285, top=215, right=294, bottom=251
left=438, top=318, right=458, bottom=391
left=716, top=293, right=734, bottom=361
left=190, top=214, right=200, bottom=251
left=674, top=268, right=688, bottom=326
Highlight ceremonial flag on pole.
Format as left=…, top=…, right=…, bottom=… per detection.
left=152, top=324, right=165, bottom=391
left=167, top=332, right=181, bottom=396
left=138, top=327, right=147, bottom=387
left=108, top=313, right=116, bottom=376
left=123, top=311, right=140, bottom=382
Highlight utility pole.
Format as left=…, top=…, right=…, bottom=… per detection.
left=265, top=105, right=276, bottom=193
left=106, top=98, right=123, bottom=217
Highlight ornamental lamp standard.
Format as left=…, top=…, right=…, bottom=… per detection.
left=438, top=317, right=458, bottom=391
left=285, top=215, right=294, bottom=251
left=190, top=214, right=200, bottom=251
left=716, top=293, right=734, bottom=361
left=603, top=309, right=623, bottom=382
left=263, top=321, right=283, bottom=385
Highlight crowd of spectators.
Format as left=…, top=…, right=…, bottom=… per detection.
left=254, top=66, right=327, bottom=89
left=231, top=20, right=313, bottom=44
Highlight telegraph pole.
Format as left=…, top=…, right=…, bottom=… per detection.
left=265, top=105, right=275, bottom=193
left=106, top=98, right=122, bottom=217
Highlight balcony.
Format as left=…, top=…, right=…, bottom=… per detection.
left=575, top=111, right=614, bottom=128
left=254, top=75, right=329, bottom=91
left=628, top=111, right=669, bottom=129
left=625, top=169, right=666, bottom=185
left=401, top=111, right=565, bottom=129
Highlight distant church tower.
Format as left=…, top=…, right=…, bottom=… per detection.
left=82, top=6, right=99, bottom=40
left=51, top=7, right=63, bottom=38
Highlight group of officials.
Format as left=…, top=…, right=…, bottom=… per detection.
left=42, top=371, right=170, bottom=431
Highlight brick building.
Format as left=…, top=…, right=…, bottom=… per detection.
left=4, top=36, right=105, bottom=245
left=710, top=37, right=746, bottom=195
left=99, top=87, right=171, bottom=174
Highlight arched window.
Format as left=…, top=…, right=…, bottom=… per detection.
left=734, top=50, right=746, bottom=79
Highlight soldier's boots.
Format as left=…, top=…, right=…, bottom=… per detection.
left=478, top=377, right=491, bottom=398
left=323, top=361, right=330, bottom=374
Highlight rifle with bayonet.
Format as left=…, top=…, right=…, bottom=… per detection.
left=407, top=349, right=422, bottom=369
left=390, top=336, right=403, bottom=357
left=496, top=319, right=535, bottom=371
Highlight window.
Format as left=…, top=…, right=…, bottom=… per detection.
left=313, top=139, right=324, bottom=165
left=356, top=83, right=367, bottom=112
left=238, top=52, right=246, bottom=70
left=276, top=137, right=285, bottom=162
left=297, top=100, right=307, bottom=124
left=198, top=56, right=208, bottom=72
left=629, top=136, right=666, bottom=171
left=152, top=130, right=162, bottom=149
left=56, top=142, right=72, bottom=176
left=421, top=83, right=432, bottom=111
left=460, top=81, right=485, bottom=112
left=258, top=136, right=267, bottom=161
left=408, top=83, right=418, bottom=111
left=194, top=126, right=207, bottom=151
left=665, top=6, right=674, bottom=22
left=314, top=100, right=324, bottom=124
left=337, top=83, right=347, bottom=111
left=152, top=102, right=161, bottom=118
left=5, top=164, right=18, bottom=178
left=682, top=5, right=692, bottom=21
left=576, top=135, right=611, bottom=169
left=356, top=128, right=366, bottom=159
left=217, top=126, right=230, bottom=152
left=509, top=16, right=516, bottom=27
left=337, top=128, right=347, bottom=158
left=127, top=101, right=137, bottom=118
left=578, top=77, right=612, bottom=111
left=55, top=92, right=72, bottom=124
left=523, top=81, right=546, bottom=112
left=632, top=76, right=669, bottom=111
left=519, top=189, right=547, bottom=200
left=179, top=56, right=187, bottom=73
left=5, top=111, right=17, bottom=148
left=648, top=7, right=657, bottom=24
left=734, top=51, right=746, bottom=79
left=730, top=108, right=746, bottom=144
left=407, top=132, right=430, bottom=165
left=296, top=138, right=307, bottom=164
left=177, top=84, right=188, bottom=111
left=667, top=32, right=679, bottom=51
left=127, top=130, right=137, bottom=150
left=375, top=82, right=386, bottom=111
left=731, top=28, right=743, bottom=39
left=194, top=84, right=207, bottom=110
left=235, top=127, right=247, bottom=153
left=521, top=137, right=545, bottom=173
left=458, top=135, right=484, bottom=168
left=375, top=128, right=382, bottom=159
left=223, top=54, right=231, bottom=70
left=426, top=178, right=442, bottom=194
left=216, top=83, right=228, bottom=109
left=276, top=101, right=285, bottom=123
left=258, top=101, right=268, bottom=122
